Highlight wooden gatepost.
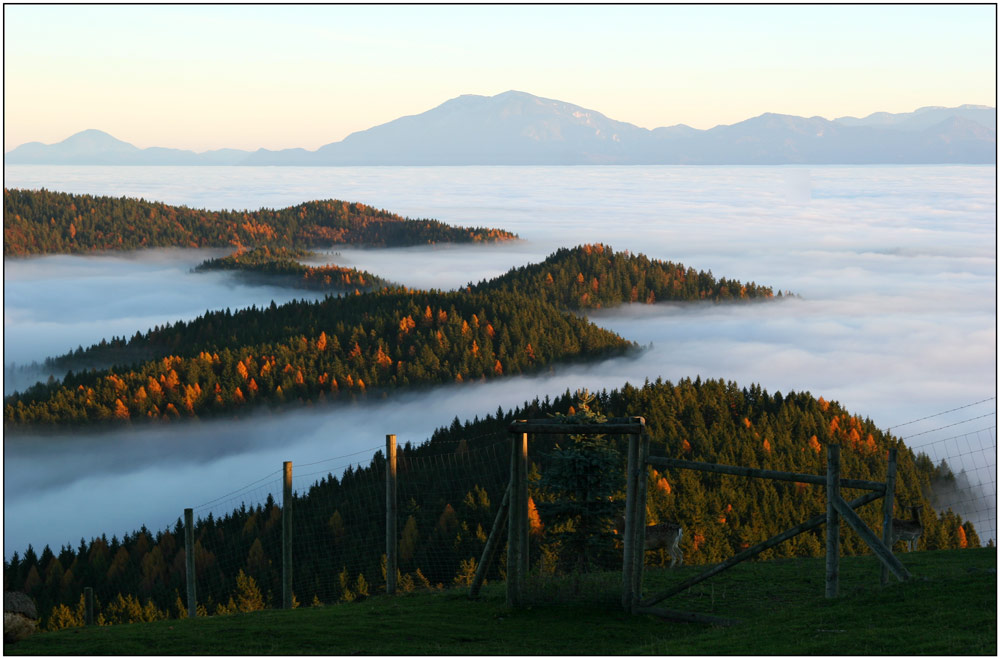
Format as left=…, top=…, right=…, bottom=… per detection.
left=634, top=445, right=909, bottom=621
left=468, top=416, right=647, bottom=608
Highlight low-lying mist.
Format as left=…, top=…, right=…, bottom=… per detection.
left=3, top=249, right=329, bottom=394
left=2, top=361, right=634, bottom=555
left=3, top=164, right=995, bottom=555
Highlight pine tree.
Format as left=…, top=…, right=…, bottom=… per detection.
left=537, top=389, right=624, bottom=572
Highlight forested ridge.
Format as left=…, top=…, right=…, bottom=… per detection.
left=193, top=246, right=392, bottom=293
left=472, top=243, right=781, bottom=307
left=4, top=379, right=981, bottom=630
left=4, top=288, right=631, bottom=426
left=5, top=244, right=781, bottom=427
left=2, top=188, right=517, bottom=255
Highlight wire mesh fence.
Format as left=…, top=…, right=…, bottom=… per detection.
left=905, top=424, right=997, bottom=546
left=893, top=396, right=996, bottom=546
left=179, top=428, right=517, bottom=612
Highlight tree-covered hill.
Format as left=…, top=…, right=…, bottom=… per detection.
left=470, top=243, right=783, bottom=308
left=6, top=243, right=792, bottom=427
left=4, top=379, right=982, bottom=631
left=4, top=288, right=632, bottom=426
left=193, top=246, right=393, bottom=293
left=2, top=188, right=517, bottom=255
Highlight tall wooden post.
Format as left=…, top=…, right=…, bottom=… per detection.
left=631, top=434, right=650, bottom=606
left=881, top=446, right=898, bottom=586
left=518, top=433, right=529, bottom=580
left=506, top=434, right=524, bottom=608
left=184, top=507, right=196, bottom=618
left=622, top=433, right=639, bottom=611
left=84, top=587, right=94, bottom=626
left=386, top=434, right=398, bottom=595
left=825, top=445, right=841, bottom=599
left=282, top=461, right=293, bottom=610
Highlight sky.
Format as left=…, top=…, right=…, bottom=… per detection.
left=3, top=4, right=996, bottom=153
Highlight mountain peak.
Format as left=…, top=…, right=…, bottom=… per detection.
left=61, top=129, right=136, bottom=148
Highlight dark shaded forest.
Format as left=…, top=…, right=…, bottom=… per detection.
left=4, top=379, right=981, bottom=630
left=2, top=188, right=517, bottom=255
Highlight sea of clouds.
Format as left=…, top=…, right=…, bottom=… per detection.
left=3, top=164, right=995, bottom=554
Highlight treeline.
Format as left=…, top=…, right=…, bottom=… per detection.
left=4, top=289, right=632, bottom=426
left=193, top=246, right=392, bottom=292
left=471, top=243, right=782, bottom=308
left=4, top=378, right=982, bottom=630
left=2, top=188, right=517, bottom=255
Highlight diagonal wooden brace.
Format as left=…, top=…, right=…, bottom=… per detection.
left=831, top=494, right=911, bottom=582
left=469, top=484, right=511, bottom=598
left=641, top=489, right=884, bottom=608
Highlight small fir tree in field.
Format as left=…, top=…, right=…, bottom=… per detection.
left=234, top=569, right=265, bottom=612
left=538, top=389, right=624, bottom=573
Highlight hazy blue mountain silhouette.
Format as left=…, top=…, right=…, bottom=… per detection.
left=834, top=104, right=996, bottom=131
left=6, top=92, right=995, bottom=165
left=6, top=129, right=252, bottom=165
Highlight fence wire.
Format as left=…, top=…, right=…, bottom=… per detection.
left=908, top=425, right=997, bottom=545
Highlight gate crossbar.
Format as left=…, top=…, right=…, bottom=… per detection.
left=646, top=456, right=886, bottom=492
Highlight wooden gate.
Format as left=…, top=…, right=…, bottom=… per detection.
left=467, top=416, right=911, bottom=618
left=627, top=442, right=910, bottom=623
left=468, top=416, right=647, bottom=608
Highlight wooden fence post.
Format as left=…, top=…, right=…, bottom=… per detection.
left=629, top=433, right=650, bottom=608
left=84, top=587, right=94, bottom=626
left=519, top=433, right=529, bottom=580
left=882, top=446, right=898, bottom=586
left=622, top=433, right=639, bottom=611
left=282, top=461, right=293, bottom=610
left=184, top=507, right=196, bottom=618
left=386, top=434, right=398, bottom=595
left=506, top=434, right=524, bottom=608
left=826, top=444, right=841, bottom=598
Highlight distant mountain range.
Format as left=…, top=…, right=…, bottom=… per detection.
left=5, top=91, right=995, bottom=165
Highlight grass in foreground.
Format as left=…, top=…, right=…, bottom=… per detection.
left=6, top=547, right=995, bottom=655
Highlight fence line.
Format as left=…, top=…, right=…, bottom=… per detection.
left=25, top=401, right=994, bottom=629
left=890, top=396, right=995, bottom=429
left=192, top=469, right=284, bottom=512
left=175, top=431, right=515, bottom=614
left=900, top=412, right=996, bottom=440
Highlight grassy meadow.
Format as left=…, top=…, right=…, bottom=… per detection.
left=6, top=547, right=995, bottom=655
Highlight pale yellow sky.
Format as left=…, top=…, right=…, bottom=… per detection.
left=4, top=5, right=996, bottom=152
